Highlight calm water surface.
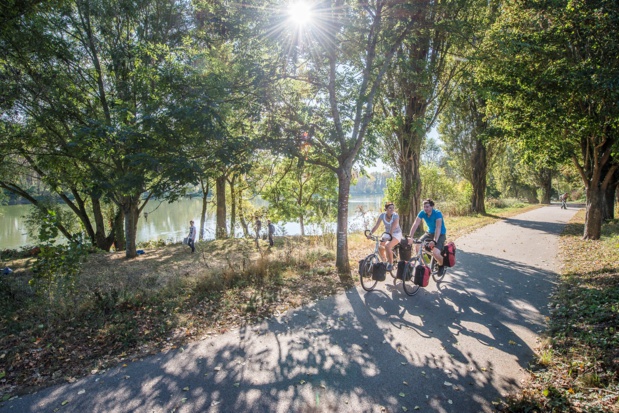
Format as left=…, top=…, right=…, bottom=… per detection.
left=0, top=195, right=384, bottom=250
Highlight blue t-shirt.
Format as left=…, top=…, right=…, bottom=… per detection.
left=417, top=209, right=447, bottom=235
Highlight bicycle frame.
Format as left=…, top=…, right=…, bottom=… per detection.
left=364, top=230, right=400, bottom=262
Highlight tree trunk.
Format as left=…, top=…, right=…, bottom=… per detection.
left=122, top=195, right=140, bottom=258
left=584, top=185, right=603, bottom=239
left=237, top=184, right=250, bottom=237
left=601, top=161, right=618, bottom=221
left=602, top=179, right=617, bottom=221
left=398, top=135, right=423, bottom=234
left=199, top=178, right=209, bottom=241
left=215, top=175, right=227, bottom=239
left=299, top=215, right=305, bottom=236
left=470, top=138, right=487, bottom=214
left=91, top=195, right=114, bottom=251
left=113, top=207, right=125, bottom=251
left=536, top=168, right=552, bottom=204
left=575, top=136, right=617, bottom=239
left=335, top=167, right=352, bottom=275
left=229, top=174, right=236, bottom=238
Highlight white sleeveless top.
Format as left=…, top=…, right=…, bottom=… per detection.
left=380, top=212, right=402, bottom=237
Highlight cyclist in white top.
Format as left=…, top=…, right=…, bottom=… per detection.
left=367, top=202, right=402, bottom=271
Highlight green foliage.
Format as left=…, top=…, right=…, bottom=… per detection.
left=420, top=164, right=459, bottom=203
left=261, top=159, right=337, bottom=231
left=384, top=175, right=400, bottom=208
left=28, top=211, right=90, bottom=318
left=387, top=165, right=473, bottom=216
left=439, top=181, right=473, bottom=216
left=23, top=201, right=80, bottom=242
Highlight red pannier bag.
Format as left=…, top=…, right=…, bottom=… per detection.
left=413, top=262, right=431, bottom=287
left=442, top=241, right=456, bottom=267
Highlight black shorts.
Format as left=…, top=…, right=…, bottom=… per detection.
left=419, top=233, right=446, bottom=251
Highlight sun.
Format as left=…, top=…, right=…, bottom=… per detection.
left=287, top=1, right=314, bottom=26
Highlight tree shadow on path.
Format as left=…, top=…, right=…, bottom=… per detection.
left=1, top=252, right=559, bottom=413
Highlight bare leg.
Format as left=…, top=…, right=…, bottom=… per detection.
left=379, top=243, right=387, bottom=261
left=386, top=238, right=399, bottom=265
left=433, top=248, right=443, bottom=266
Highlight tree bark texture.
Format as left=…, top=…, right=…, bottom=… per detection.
left=215, top=175, right=227, bottom=239
left=575, top=136, right=618, bottom=239
left=470, top=138, right=488, bottom=214
left=600, top=160, right=618, bottom=221
left=113, top=208, right=125, bottom=251
left=335, top=168, right=352, bottom=275
left=398, top=138, right=422, bottom=234
left=229, top=175, right=236, bottom=238
left=199, top=178, right=209, bottom=241
left=537, top=168, right=552, bottom=205
left=122, top=194, right=140, bottom=258
left=91, top=195, right=115, bottom=251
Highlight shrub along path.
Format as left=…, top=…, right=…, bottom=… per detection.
left=0, top=205, right=581, bottom=412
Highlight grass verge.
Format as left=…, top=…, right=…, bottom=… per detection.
left=502, top=210, right=619, bottom=413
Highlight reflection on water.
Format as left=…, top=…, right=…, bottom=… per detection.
left=0, top=195, right=384, bottom=249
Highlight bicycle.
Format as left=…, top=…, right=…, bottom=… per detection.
left=359, top=230, right=400, bottom=292
left=394, top=239, right=446, bottom=296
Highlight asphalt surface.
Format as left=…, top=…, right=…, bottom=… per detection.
left=0, top=205, right=580, bottom=413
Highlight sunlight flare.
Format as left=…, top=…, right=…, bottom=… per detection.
left=287, top=1, right=314, bottom=26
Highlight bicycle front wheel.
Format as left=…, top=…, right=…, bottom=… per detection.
left=431, top=258, right=447, bottom=282
left=360, top=254, right=380, bottom=292
left=400, top=259, right=420, bottom=296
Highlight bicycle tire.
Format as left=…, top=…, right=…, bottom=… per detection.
left=398, top=258, right=420, bottom=296
left=360, top=254, right=380, bottom=291
left=431, top=257, right=446, bottom=282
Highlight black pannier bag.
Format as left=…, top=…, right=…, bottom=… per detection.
left=396, top=260, right=414, bottom=281
left=399, top=239, right=412, bottom=261
left=396, top=260, right=406, bottom=280
left=371, top=262, right=387, bottom=281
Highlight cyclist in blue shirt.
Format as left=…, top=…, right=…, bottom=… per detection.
left=408, top=198, right=447, bottom=276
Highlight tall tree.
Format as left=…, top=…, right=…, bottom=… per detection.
left=380, top=0, right=475, bottom=231
left=0, top=0, right=205, bottom=256
left=439, top=92, right=497, bottom=214
left=264, top=0, right=416, bottom=274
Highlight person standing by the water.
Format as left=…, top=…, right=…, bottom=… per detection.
left=254, top=217, right=262, bottom=241
left=267, top=219, right=275, bottom=247
left=187, top=220, right=197, bottom=253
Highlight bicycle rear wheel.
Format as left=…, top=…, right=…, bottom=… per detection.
left=360, top=254, right=380, bottom=291
left=399, top=259, right=420, bottom=296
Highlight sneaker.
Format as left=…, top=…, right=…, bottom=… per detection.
left=386, top=263, right=393, bottom=272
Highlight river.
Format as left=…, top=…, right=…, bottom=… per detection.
left=0, top=195, right=385, bottom=250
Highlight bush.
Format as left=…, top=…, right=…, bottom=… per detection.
left=486, top=197, right=527, bottom=210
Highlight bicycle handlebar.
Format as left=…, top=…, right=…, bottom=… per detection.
left=365, top=230, right=393, bottom=242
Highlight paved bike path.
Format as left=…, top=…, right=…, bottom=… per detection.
left=0, top=205, right=579, bottom=413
